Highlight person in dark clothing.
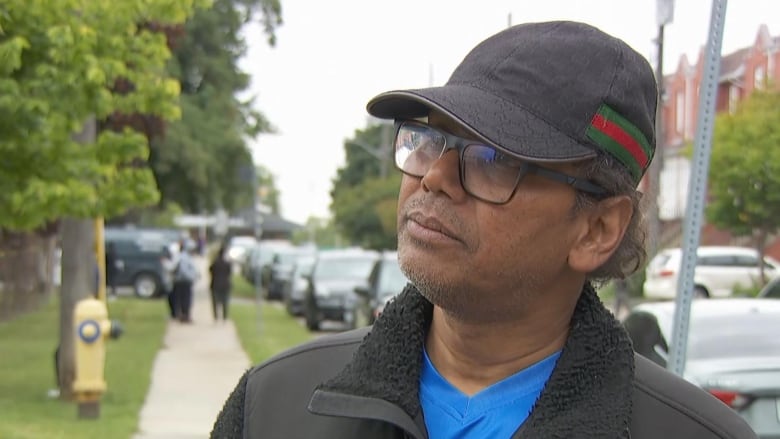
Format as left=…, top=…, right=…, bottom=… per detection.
left=105, top=242, right=118, bottom=297
left=209, top=245, right=232, bottom=321
left=211, top=21, right=757, bottom=439
left=161, top=246, right=177, bottom=319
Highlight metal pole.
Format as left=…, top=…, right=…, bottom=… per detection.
left=94, top=218, right=106, bottom=303
left=647, top=23, right=665, bottom=259
left=251, top=166, right=264, bottom=334
left=667, top=0, right=727, bottom=377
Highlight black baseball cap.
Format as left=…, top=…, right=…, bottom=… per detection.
left=366, top=21, right=658, bottom=185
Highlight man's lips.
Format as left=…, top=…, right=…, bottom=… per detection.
left=406, top=212, right=460, bottom=241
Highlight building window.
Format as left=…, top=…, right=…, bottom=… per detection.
left=755, top=65, right=766, bottom=90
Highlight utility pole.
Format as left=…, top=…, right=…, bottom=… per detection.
left=647, top=0, right=674, bottom=259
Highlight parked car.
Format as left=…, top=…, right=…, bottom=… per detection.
left=282, top=255, right=316, bottom=316
left=623, top=298, right=780, bottom=438
left=758, top=276, right=780, bottom=299
left=643, top=246, right=779, bottom=299
left=104, top=228, right=179, bottom=298
left=225, top=235, right=258, bottom=266
left=303, top=248, right=379, bottom=331
left=265, top=245, right=317, bottom=301
left=242, top=239, right=293, bottom=286
left=354, top=251, right=409, bottom=327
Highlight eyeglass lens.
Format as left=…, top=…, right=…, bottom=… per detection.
left=394, top=121, right=522, bottom=203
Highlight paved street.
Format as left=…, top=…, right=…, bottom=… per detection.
left=133, top=256, right=250, bottom=439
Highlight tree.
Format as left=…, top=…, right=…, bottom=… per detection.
left=257, top=165, right=281, bottom=214
left=151, top=0, right=282, bottom=214
left=0, top=0, right=204, bottom=230
left=331, top=124, right=399, bottom=249
left=291, top=216, right=345, bottom=248
left=0, top=0, right=207, bottom=401
left=708, top=89, right=780, bottom=283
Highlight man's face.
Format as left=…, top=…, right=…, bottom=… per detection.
left=396, top=112, right=589, bottom=323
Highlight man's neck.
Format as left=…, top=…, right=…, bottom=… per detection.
left=424, top=295, right=578, bottom=396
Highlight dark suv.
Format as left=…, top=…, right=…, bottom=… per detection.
left=265, top=246, right=317, bottom=301
left=105, top=228, right=179, bottom=298
left=303, top=248, right=379, bottom=331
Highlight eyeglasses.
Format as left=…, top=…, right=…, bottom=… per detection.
left=393, top=120, right=608, bottom=204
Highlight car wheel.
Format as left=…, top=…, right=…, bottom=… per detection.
left=133, top=273, right=160, bottom=299
left=693, top=285, right=709, bottom=298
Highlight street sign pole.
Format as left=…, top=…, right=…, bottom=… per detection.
left=667, top=0, right=727, bottom=377
left=251, top=166, right=264, bottom=335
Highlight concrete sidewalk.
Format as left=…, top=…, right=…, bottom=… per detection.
left=133, top=256, right=250, bottom=439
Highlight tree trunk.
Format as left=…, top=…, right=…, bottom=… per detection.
left=57, top=117, right=98, bottom=401
left=57, top=219, right=96, bottom=401
left=0, top=231, right=56, bottom=322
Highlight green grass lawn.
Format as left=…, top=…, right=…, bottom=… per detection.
left=0, top=296, right=167, bottom=439
left=230, top=299, right=314, bottom=364
left=231, top=273, right=259, bottom=300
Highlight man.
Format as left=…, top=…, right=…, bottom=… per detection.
left=211, top=21, right=756, bottom=438
left=173, top=239, right=199, bottom=323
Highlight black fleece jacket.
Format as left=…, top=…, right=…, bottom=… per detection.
left=211, top=284, right=757, bottom=439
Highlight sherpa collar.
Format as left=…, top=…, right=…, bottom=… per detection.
left=317, top=283, right=635, bottom=438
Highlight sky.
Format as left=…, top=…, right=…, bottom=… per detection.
left=239, top=0, right=780, bottom=225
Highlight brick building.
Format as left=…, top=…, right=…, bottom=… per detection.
left=654, top=24, right=780, bottom=259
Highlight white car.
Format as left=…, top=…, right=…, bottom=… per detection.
left=623, top=299, right=780, bottom=438
left=643, top=246, right=779, bottom=299
left=226, top=235, right=258, bottom=265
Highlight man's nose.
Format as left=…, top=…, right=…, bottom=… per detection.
left=420, top=150, right=468, bottom=202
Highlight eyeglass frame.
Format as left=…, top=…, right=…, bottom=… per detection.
left=392, top=120, right=609, bottom=204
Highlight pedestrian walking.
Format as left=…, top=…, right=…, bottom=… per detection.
left=211, top=21, right=757, bottom=438
left=173, top=240, right=199, bottom=323
left=105, top=242, right=118, bottom=298
left=161, top=245, right=178, bottom=319
left=209, top=245, right=232, bottom=321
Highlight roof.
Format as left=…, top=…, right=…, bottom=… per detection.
left=719, top=47, right=749, bottom=82
left=260, top=212, right=303, bottom=234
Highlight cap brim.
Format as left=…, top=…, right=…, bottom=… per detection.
left=367, top=86, right=597, bottom=163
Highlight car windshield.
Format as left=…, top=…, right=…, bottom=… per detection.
left=277, top=250, right=311, bottom=265
left=229, top=237, right=256, bottom=249
left=314, top=257, right=375, bottom=280
left=294, top=259, right=315, bottom=276
left=688, top=313, right=780, bottom=360
left=377, top=260, right=408, bottom=297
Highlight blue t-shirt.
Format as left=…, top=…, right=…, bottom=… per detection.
left=419, top=348, right=561, bottom=439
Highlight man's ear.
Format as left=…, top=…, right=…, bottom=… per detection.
left=568, top=196, right=633, bottom=273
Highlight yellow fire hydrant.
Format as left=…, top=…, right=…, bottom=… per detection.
left=73, top=297, right=122, bottom=418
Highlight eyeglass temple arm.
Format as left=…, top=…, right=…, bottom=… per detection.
left=527, top=164, right=607, bottom=196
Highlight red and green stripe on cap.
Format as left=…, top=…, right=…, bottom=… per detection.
left=586, top=104, right=653, bottom=183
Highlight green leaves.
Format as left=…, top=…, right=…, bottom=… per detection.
left=0, top=0, right=200, bottom=230
left=0, top=36, right=29, bottom=75
left=708, top=90, right=780, bottom=241
left=331, top=124, right=399, bottom=249
left=150, top=0, right=281, bottom=214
